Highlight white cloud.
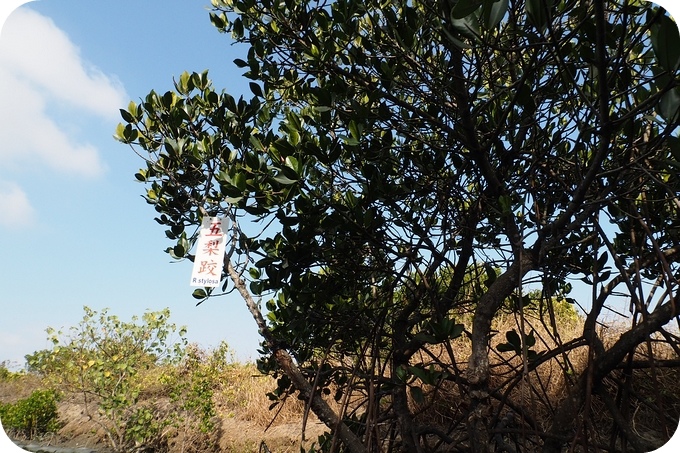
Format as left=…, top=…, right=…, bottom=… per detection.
left=0, top=1, right=33, bottom=34
left=0, top=181, right=36, bottom=228
left=0, top=67, right=106, bottom=176
left=0, top=8, right=127, bottom=120
left=0, top=8, right=128, bottom=178
left=0, top=7, right=129, bottom=226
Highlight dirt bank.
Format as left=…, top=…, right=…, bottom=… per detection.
left=8, top=400, right=327, bottom=453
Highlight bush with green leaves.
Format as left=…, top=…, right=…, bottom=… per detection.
left=27, top=306, right=193, bottom=452
left=0, top=361, right=21, bottom=382
left=160, top=342, right=234, bottom=436
left=0, top=389, right=60, bottom=439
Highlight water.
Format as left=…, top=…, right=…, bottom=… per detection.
left=11, top=441, right=99, bottom=453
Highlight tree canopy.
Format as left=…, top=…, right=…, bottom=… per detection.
left=117, top=0, right=680, bottom=451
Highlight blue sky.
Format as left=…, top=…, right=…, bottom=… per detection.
left=0, top=0, right=259, bottom=367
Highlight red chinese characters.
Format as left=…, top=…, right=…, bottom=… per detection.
left=190, top=217, right=227, bottom=287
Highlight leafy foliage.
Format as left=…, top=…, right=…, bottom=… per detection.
left=0, top=361, right=22, bottom=382
left=160, top=341, right=234, bottom=435
left=118, top=1, right=680, bottom=451
left=0, top=389, right=60, bottom=438
left=26, top=307, right=197, bottom=452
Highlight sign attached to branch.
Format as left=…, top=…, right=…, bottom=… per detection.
left=190, top=217, right=227, bottom=287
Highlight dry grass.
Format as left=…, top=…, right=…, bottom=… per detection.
left=207, top=319, right=680, bottom=452
left=401, top=313, right=680, bottom=451
left=211, top=362, right=329, bottom=452
left=0, top=372, right=42, bottom=404
left=214, top=362, right=313, bottom=426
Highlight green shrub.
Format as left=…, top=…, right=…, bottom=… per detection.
left=0, top=389, right=60, bottom=438
left=0, top=361, right=23, bottom=382
left=26, top=306, right=199, bottom=452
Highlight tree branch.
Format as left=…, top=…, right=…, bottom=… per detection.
left=225, top=259, right=368, bottom=453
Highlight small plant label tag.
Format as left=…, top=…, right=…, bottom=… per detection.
left=190, top=216, right=227, bottom=287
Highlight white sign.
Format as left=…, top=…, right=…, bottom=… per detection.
left=190, top=217, right=228, bottom=287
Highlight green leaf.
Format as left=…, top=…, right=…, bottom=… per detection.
left=119, top=108, right=135, bottom=123
left=484, top=263, right=497, bottom=287
left=498, top=194, right=512, bottom=214
left=114, top=123, right=126, bottom=141
left=449, top=15, right=480, bottom=40
left=349, top=120, right=362, bottom=140
left=505, top=329, right=521, bottom=348
left=273, top=174, right=298, bottom=185
left=596, top=251, right=609, bottom=270
left=482, top=0, right=509, bottom=29
left=341, top=135, right=359, bottom=146
left=668, top=136, right=680, bottom=160
left=408, top=366, right=431, bottom=385
left=173, top=243, right=185, bottom=258
left=178, top=71, right=191, bottom=94
left=525, top=331, right=536, bottom=348
left=497, top=343, right=516, bottom=353
left=413, top=332, right=438, bottom=344
left=249, top=82, right=264, bottom=98
left=249, top=135, right=265, bottom=151
left=162, top=91, right=175, bottom=109
left=209, top=12, right=226, bottom=29
left=451, top=0, right=483, bottom=19
left=233, top=173, right=247, bottom=191
left=250, top=281, right=263, bottom=295
left=651, top=14, right=680, bottom=73
left=395, top=365, right=408, bottom=383
left=659, top=88, right=680, bottom=123
left=164, top=138, right=181, bottom=157
left=192, top=288, right=207, bottom=299
left=528, top=350, right=540, bottom=362
left=410, top=386, right=425, bottom=405
left=526, top=0, right=551, bottom=33
left=449, top=323, right=465, bottom=340
left=233, top=58, right=248, bottom=68
left=284, top=156, right=299, bottom=173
